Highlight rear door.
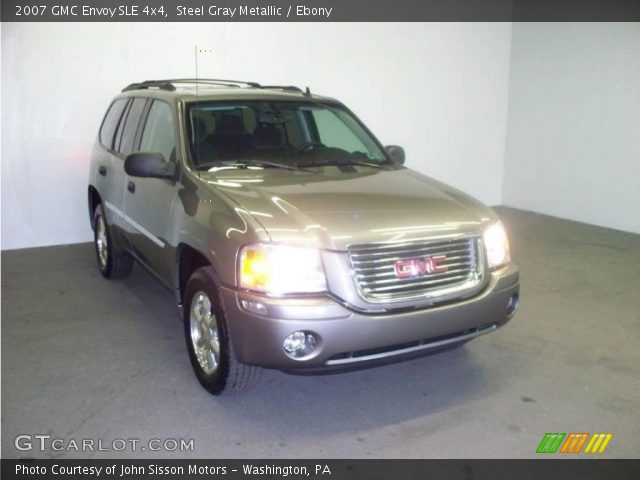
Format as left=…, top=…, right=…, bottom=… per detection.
left=123, top=99, right=181, bottom=284
left=100, top=96, right=149, bottom=246
left=93, top=97, right=130, bottom=246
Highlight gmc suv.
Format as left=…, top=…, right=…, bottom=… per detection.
left=88, top=79, right=519, bottom=394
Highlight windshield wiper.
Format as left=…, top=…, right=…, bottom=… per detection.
left=244, top=159, right=307, bottom=171
left=297, top=157, right=386, bottom=169
left=198, top=159, right=310, bottom=172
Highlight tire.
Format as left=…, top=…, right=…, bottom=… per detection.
left=93, top=204, right=133, bottom=279
left=183, top=266, right=261, bottom=395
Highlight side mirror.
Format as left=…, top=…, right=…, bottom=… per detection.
left=124, top=153, right=176, bottom=180
left=385, top=145, right=405, bottom=165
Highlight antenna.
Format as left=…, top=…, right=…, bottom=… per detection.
left=194, top=46, right=199, bottom=98
left=194, top=45, right=200, bottom=171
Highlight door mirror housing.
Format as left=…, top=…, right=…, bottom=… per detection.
left=385, top=145, right=405, bottom=165
left=124, top=153, right=176, bottom=180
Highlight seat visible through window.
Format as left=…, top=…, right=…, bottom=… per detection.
left=191, top=118, right=215, bottom=165
left=253, top=124, right=284, bottom=150
left=208, top=114, right=252, bottom=159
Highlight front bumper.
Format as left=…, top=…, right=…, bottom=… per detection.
left=221, top=264, right=519, bottom=371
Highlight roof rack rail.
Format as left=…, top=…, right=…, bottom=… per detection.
left=121, top=78, right=261, bottom=93
left=164, top=78, right=262, bottom=88
left=260, top=85, right=311, bottom=96
left=121, top=79, right=312, bottom=96
left=121, top=80, right=177, bottom=92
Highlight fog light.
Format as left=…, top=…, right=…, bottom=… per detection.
left=283, top=331, right=318, bottom=359
left=240, top=299, right=268, bottom=316
left=506, top=294, right=519, bottom=317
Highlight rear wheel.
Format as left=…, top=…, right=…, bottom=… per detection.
left=93, top=205, right=133, bottom=279
left=184, top=266, right=260, bottom=394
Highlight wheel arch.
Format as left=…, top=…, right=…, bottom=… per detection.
left=174, top=243, right=221, bottom=320
left=88, top=185, right=102, bottom=229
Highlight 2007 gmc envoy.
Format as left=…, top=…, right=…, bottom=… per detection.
left=88, top=79, right=519, bottom=394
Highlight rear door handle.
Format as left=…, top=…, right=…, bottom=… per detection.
left=98, top=166, right=107, bottom=176
left=127, top=181, right=135, bottom=193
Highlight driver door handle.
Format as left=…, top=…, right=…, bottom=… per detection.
left=127, top=181, right=135, bottom=193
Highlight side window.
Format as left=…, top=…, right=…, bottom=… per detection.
left=113, top=100, right=131, bottom=152
left=139, top=101, right=176, bottom=162
left=99, top=99, right=128, bottom=149
left=118, top=98, right=147, bottom=156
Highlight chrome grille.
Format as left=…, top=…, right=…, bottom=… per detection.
left=348, top=236, right=483, bottom=303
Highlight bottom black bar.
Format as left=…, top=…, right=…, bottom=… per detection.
left=2, top=459, right=640, bottom=480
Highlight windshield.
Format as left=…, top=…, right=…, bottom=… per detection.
left=186, top=101, right=388, bottom=170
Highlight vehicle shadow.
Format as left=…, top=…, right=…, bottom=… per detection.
left=120, top=247, right=507, bottom=444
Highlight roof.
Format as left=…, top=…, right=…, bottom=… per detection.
left=119, top=79, right=337, bottom=103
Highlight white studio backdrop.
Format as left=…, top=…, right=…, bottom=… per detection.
left=1, top=22, right=512, bottom=250
left=3, top=22, right=638, bottom=251
left=504, top=22, right=640, bottom=234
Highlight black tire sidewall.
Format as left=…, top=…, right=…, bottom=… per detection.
left=93, top=205, right=112, bottom=277
left=183, top=268, right=230, bottom=395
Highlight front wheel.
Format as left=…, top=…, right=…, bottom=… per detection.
left=184, top=266, right=260, bottom=395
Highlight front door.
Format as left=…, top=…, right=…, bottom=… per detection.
left=123, top=99, right=180, bottom=284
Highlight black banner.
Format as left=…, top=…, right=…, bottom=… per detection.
left=1, top=0, right=640, bottom=22
left=2, top=459, right=640, bottom=480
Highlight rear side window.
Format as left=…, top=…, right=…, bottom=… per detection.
left=139, top=100, right=176, bottom=162
left=99, top=99, right=127, bottom=149
left=117, top=97, right=147, bottom=156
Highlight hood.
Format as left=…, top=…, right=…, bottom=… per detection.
left=200, top=166, right=496, bottom=250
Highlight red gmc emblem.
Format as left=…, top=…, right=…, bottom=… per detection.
left=394, top=255, right=448, bottom=278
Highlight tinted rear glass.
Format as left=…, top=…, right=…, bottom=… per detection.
left=118, top=98, right=147, bottom=155
left=99, top=99, right=128, bottom=149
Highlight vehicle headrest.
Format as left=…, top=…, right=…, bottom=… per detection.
left=215, top=115, right=245, bottom=134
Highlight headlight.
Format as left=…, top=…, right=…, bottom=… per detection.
left=239, top=244, right=327, bottom=295
left=483, top=221, right=510, bottom=270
